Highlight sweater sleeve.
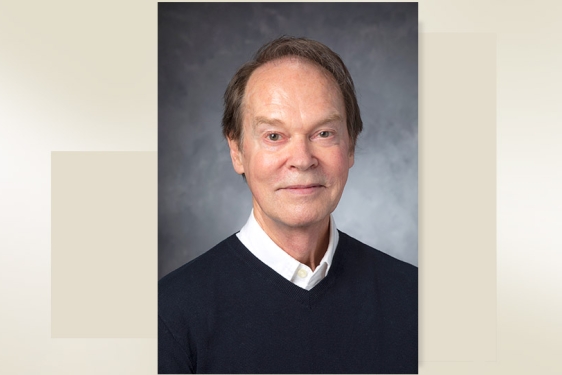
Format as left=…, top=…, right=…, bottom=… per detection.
left=158, top=315, right=194, bottom=374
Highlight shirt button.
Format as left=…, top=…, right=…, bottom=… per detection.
left=297, top=269, right=308, bottom=278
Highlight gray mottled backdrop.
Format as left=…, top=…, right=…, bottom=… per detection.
left=158, top=3, right=418, bottom=279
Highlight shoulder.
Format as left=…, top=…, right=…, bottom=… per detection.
left=337, top=231, right=417, bottom=270
left=159, top=234, right=242, bottom=308
left=336, top=230, right=417, bottom=294
left=158, top=235, right=246, bottom=374
left=336, top=231, right=417, bottom=351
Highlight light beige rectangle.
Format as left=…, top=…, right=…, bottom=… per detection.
left=51, top=152, right=156, bottom=338
left=420, top=33, right=497, bottom=363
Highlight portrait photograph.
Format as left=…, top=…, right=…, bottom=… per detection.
left=158, top=2, right=418, bottom=374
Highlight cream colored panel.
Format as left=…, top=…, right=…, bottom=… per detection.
left=420, top=33, right=497, bottom=362
left=51, top=152, right=156, bottom=338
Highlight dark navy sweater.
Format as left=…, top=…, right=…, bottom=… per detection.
left=158, top=231, right=418, bottom=374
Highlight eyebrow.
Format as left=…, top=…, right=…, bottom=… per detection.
left=253, top=116, right=283, bottom=127
left=253, top=113, right=343, bottom=128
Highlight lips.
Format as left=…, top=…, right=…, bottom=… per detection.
left=283, top=184, right=323, bottom=189
left=279, top=184, right=325, bottom=195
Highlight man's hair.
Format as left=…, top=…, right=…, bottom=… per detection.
left=222, top=36, right=363, bottom=152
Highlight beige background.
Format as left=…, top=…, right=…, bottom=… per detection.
left=51, top=152, right=156, bottom=338
left=1, top=0, right=561, bottom=374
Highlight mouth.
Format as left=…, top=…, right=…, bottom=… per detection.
left=280, top=184, right=325, bottom=195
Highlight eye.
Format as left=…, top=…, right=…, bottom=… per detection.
left=318, top=131, right=332, bottom=138
left=267, top=133, right=281, bottom=141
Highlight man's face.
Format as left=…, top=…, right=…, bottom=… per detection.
left=228, top=58, right=354, bottom=230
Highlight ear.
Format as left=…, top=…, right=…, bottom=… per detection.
left=227, top=137, right=245, bottom=175
left=348, top=150, right=355, bottom=169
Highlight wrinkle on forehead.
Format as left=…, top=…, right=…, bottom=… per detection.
left=242, top=57, right=345, bottom=130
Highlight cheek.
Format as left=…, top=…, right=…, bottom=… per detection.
left=326, top=150, right=351, bottom=179
left=245, top=150, right=284, bottom=183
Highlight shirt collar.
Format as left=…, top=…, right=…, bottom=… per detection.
left=237, top=209, right=339, bottom=282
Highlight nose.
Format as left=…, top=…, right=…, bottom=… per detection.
left=287, top=137, right=318, bottom=170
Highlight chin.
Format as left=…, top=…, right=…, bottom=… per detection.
left=274, top=208, right=330, bottom=229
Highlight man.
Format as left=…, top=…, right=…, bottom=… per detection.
left=159, top=36, right=417, bottom=374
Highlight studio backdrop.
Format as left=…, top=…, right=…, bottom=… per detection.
left=158, top=2, right=418, bottom=279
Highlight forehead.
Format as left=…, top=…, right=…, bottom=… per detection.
left=243, top=57, right=344, bottom=116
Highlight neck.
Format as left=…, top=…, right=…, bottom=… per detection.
left=253, top=208, right=330, bottom=271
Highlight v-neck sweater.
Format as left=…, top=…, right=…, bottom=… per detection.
left=236, top=210, right=339, bottom=290
left=158, top=231, right=418, bottom=374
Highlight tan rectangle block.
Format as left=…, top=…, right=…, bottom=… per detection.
left=51, top=152, right=156, bottom=338
left=420, top=33, right=496, bottom=362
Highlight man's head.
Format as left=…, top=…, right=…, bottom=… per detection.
left=222, top=37, right=362, bottom=230
left=222, top=36, right=363, bottom=151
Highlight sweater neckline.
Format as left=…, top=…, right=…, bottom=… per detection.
left=225, top=231, right=347, bottom=308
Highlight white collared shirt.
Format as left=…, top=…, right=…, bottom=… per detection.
left=236, top=210, right=339, bottom=290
